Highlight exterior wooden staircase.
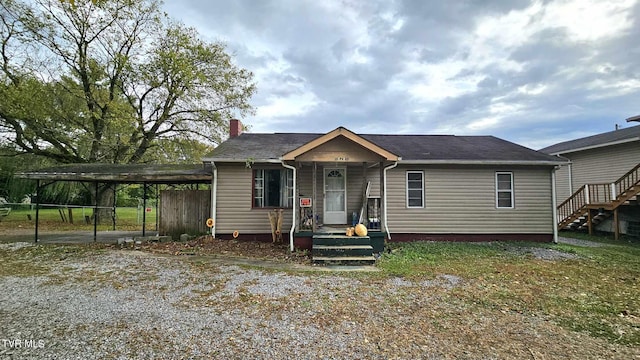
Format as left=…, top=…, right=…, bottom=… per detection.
left=312, top=234, right=376, bottom=265
left=557, top=163, right=640, bottom=237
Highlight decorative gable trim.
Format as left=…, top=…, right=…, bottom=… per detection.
left=281, top=127, right=399, bottom=161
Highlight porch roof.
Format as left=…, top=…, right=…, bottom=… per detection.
left=204, top=129, right=565, bottom=165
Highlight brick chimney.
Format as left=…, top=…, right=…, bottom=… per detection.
left=230, top=119, right=243, bottom=138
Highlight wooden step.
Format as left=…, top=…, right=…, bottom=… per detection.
left=312, top=256, right=376, bottom=265
left=313, top=244, right=374, bottom=257
left=312, top=235, right=370, bottom=246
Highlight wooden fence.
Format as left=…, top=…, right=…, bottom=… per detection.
left=160, top=190, right=211, bottom=238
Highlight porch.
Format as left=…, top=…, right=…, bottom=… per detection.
left=280, top=127, right=400, bottom=262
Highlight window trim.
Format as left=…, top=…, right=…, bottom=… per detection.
left=406, top=170, right=425, bottom=209
left=251, top=168, right=293, bottom=209
left=495, top=171, right=514, bottom=209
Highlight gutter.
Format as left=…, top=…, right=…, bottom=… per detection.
left=211, top=162, right=218, bottom=238
left=281, top=160, right=297, bottom=252
left=397, top=159, right=567, bottom=166
left=383, top=161, right=399, bottom=241
left=551, top=166, right=559, bottom=243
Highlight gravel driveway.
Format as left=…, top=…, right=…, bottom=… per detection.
left=1, top=244, right=637, bottom=359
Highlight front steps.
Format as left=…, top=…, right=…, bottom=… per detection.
left=312, top=234, right=375, bottom=265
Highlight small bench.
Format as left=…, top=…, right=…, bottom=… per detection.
left=0, top=207, right=11, bottom=221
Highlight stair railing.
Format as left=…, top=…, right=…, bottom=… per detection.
left=556, top=162, right=640, bottom=229
left=614, top=162, right=640, bottom=198
left=557, top=186, right=586, bottom=224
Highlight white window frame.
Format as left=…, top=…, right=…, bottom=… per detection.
left=253, top=168, right=293, bottom=208
left=495, top=171, right=514, bottom=209
left=406, top=171, right=424, bottom=208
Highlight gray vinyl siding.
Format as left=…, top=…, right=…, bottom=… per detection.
left=554, top=164, right=571, bottom=206
left=564, top=141, right=640, bottom=190
left=386, top=165, right=554, bottom=234
left=215, top=163, right=292, bottom=234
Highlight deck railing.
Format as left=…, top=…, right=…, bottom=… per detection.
left=587, top=183, right=613, bottom=205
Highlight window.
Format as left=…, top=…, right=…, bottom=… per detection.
left=406, top=171, right=424, bottom=208
left=496, top=172, right=514, bottom=208
left=253, top=169, right=293, bottom=208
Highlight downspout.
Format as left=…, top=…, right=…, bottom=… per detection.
left=552, top=166, right=559, bottom=243
left=281, top=160, right=297, bottom=252
left=568, top=162, right=573, bottom=194
left=211, top=162, right=218, bottom=238
left=383, top=161, right=399, bottom=240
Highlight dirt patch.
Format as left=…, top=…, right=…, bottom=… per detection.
left=135, top=235, right=311, bottom=265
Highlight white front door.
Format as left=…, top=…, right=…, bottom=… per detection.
left=324, top=168, right=347, bottom=224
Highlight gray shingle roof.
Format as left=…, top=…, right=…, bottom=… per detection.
left=205, top=132, right=563, bottom=164
left=540, top=125, right=640, bottom=155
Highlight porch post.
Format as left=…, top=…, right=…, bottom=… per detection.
left=312, top=162, right=317, bottom=232
left=379, top=161, right=384, bottom=233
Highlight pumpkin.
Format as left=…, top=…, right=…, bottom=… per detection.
left=355, top=223, right=368, bottom=237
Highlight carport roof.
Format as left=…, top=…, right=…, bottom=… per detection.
left=18, top=163, right=212, bottom=184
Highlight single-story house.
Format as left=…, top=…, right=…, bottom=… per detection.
left=205, top=120, right=567, bottom=252
left=540, top=124, right=640, bottom=237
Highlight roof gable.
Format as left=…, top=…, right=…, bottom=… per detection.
left=282, top=127, right=399, bottom=161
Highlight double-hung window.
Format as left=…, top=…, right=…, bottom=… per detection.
left=253, top=169, right=293, bottom=208
left=495, top=172, right=514, bottom=209
left=406, top=171, right=424, bottom=208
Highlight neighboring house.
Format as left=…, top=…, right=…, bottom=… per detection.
left=540, top=124, right=640, bottom=237
left=204, top=120, right=566, bottom=253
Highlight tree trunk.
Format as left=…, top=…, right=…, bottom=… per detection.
left=92, top=185, right=115, bottom=225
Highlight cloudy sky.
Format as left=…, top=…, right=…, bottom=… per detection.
left=163, top=0, right=640, bottom=149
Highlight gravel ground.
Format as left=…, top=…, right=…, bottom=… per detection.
left=1, top=244, right=638, bottom=359
left=557, top=236, right=606, bottom=247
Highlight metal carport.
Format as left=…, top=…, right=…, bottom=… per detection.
left=18, top=163, right=213, bottom=243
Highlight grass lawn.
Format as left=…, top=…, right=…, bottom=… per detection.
left=0, top=207, right=156, bottom=232
left=378, top=234, right=640, bottom=346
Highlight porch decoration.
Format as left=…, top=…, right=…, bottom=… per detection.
left=355, top=223, right=368, bottom=237
left=345, top=227, right=355, bottom=236
left=268, top=209, right=284, bottom=243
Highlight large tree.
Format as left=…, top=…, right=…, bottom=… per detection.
left=0, top=0, right=255, bottom=165
left=0, top=0, right=255, bottom=214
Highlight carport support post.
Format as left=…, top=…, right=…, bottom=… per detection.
left=112, top=183, right=117, bottom=231
left=155, top=184, right=159, bottom=231
left=34, top=180, right=40, bottom=243
left=142, top=182, right=147, bottom=237
left=94, top=182, right=98, bottom=242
